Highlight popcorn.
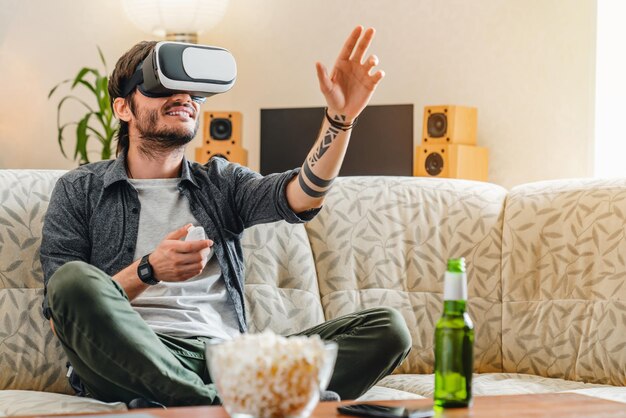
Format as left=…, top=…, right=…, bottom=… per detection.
left=207, top=331, right=335, bottom=418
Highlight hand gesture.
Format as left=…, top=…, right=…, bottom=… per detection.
left=150, top=224, right=213, bottom=282
left=316, top=26, right=384, bottom=120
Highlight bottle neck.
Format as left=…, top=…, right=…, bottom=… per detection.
left=443, top=300, right=467, bottom=315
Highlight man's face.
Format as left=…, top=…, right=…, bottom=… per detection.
left=128, top=90, right=201, bottom=150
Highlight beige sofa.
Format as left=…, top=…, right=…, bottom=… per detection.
left=1, top=170, right=626, bottom=416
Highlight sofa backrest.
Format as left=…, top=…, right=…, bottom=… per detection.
left=304, top=177, right=508, bottom=375
left=242, top=220, right=325, bottom=334
left=501, top=178, right=626, bottom=386
left=0, top=170, right=70, bottom=393
left=8, top=168, right=624, bottom=392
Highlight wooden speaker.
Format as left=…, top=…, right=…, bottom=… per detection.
left=195, top=145, right=248, bottom=165
left=415, top=144, right=488, bottom=181
left=195, top=111, right=248, bottom=166
left=422, top=105, right=477, bottom=145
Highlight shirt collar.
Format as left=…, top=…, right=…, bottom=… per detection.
left=103, top=151, right=200, bottom=189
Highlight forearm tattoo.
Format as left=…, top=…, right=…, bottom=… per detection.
left=299, top=115, right=348, bottom=198
left=298, top=172, right=327, bottom=198
left=309, top=124, right=340, bottom=167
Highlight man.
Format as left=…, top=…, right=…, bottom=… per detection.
left=41, top=26, right=411, bottom=407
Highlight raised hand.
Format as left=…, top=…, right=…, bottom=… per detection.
left=315, top=26, right=385, bottom=120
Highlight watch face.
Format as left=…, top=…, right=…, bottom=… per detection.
left=140, top=266, right=150, bottom=276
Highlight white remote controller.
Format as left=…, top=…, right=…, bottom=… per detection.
left=185, top=225, right=207, bottom=242
left=184, top=225, right=213, bottom=266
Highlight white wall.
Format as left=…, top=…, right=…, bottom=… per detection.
left=0, top=0, right=597, bottom=189
left=595, top=0, right=626, bottom=178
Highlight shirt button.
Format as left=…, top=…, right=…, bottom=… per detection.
left=131, top=208, right=138, bottom=214
left=127, top=246, right=134, bottom=253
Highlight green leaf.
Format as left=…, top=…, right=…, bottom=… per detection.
left=86, top=126, right=107, bottom=146
left=71, top=67, right=98, bottom=90
left=96, top=75, right=109, bottom=115
left=57, top=121, right=78, bottom=158
left=56, top=95, right=94, bottom=118
left=73, top=79, right=97, bottom=96
left=48, top=78, right=72, bottom=99
left=97, top=45, right=107, bottom=71
left=75, top=112, right=93, bottom=163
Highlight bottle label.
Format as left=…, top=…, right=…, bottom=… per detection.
left=444, top=272, right=467, bottom=301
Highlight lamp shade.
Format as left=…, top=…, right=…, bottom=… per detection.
left=122, top=0, right=230, bottom=41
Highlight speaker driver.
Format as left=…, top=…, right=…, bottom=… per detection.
left=427, top=113, right=447, bottom=138
left=210, top=118, right=233, bottom=140
left=425, top=152, right=444, bottom=176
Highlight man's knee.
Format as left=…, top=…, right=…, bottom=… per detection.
left=372, top=307, right=412, bottom=357
left=48, top=261, right=111, bottom=312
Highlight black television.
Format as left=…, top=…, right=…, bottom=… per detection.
left=260, top=104, right=414, bottom=176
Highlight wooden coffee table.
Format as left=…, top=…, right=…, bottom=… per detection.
left=31, top=393, right=626, bottom=418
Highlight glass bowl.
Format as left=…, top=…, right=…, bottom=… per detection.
left=206, top=333, right=338, bottom=418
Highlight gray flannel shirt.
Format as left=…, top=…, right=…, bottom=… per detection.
left=39, top=152, right=319, bottom=331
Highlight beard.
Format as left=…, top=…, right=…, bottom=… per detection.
left=133, top=101, right=199, bottom=158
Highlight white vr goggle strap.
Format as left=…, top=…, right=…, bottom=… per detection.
left=120, top=42, right=237, bottom=103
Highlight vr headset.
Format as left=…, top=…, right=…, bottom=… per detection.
left=120, top=41, right=237, bottom=104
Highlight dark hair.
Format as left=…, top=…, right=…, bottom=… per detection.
left=108, top=41, right=157, bottom=156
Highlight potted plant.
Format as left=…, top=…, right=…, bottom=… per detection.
left=49, top=47, right=118, bottom=165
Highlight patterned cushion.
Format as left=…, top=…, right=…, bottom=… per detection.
left=305, top=177, right=508, bottom=374
left=0, top=170, right=69, bottom=393
left=357, top=386, right=424, bottom=401
left=0, top=390, right=126, bottom=416
left=377, top=373, right=612, bottom=398
left=242, top=221, right=325, bottom=334
left=501, top=179, right=626, bottom=386
left=564, top=387, right=626, bottom=404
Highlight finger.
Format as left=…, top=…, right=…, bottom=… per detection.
left=351, top=27, right=375, bottom=63
left=315, top=62, right=333, bottom=94
left=369, top=69, right=385, bottom=86
left=176, top=239, right=213, bottom=253
left=165, top=223, right=193, bottom=240
left=363, top=54, right=379, bottom=72
left=337, top=26, right=363, bottom=61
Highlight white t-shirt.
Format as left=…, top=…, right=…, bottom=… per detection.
left=128, top=178, right=240, bottom=340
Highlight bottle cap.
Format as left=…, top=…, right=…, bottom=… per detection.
left=447, top=257, right=466, bottom=273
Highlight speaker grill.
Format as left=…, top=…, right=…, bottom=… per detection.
left=209, top=118, right=233, bottom=140
left=425, top=152, right=444, bottom=176
left=427, top=112, right=447, bottom=138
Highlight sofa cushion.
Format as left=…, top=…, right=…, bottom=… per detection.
left=377, top=373, right=612, bottom=398
left=242, top=221, right=325, bottom=334
left=305, top=177, right=508, bottom=375
left=357, top=386, right=424, bottom=401
left=0, top=170, right=69, bottom=393
left=501, top=178, right=626, bottom=386
left=0, top=289, right=71, bottom=394
left=0, top=390, right=126, bottom=416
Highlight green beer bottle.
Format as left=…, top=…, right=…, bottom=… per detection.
left=434, top=257, right=474, bottom=408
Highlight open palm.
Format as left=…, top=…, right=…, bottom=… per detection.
left=316, top=26, right=384, bottom=120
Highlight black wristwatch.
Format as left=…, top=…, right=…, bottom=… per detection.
left=137, top=254, right=159, bottom=285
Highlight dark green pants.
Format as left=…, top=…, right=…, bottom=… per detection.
left=47, top=261, right=411, bottom=406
